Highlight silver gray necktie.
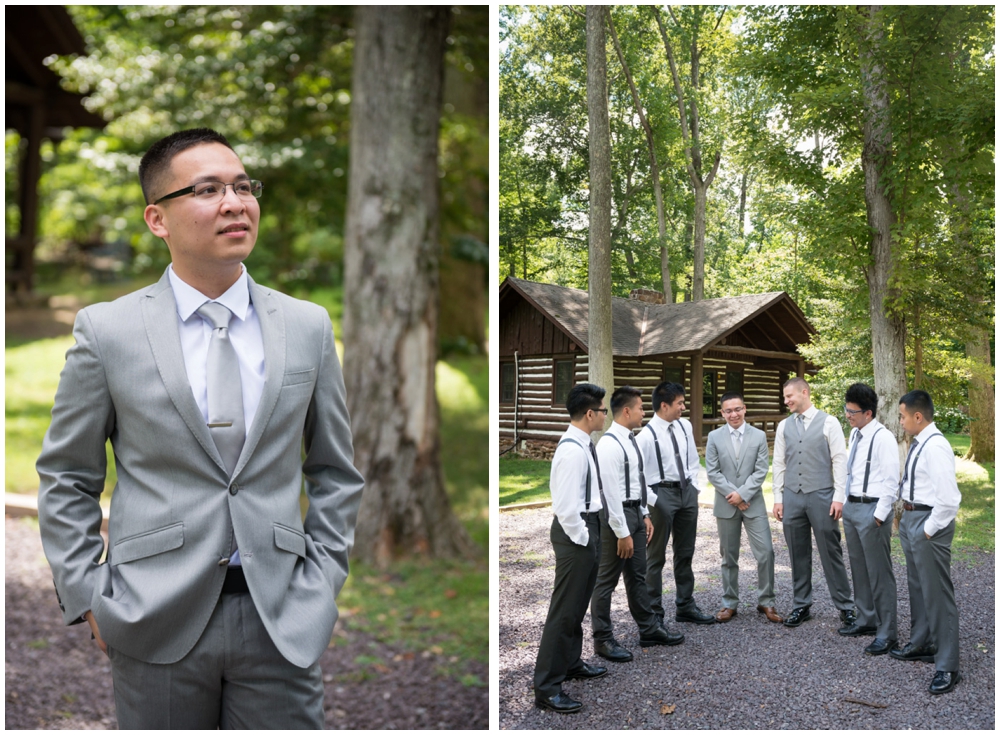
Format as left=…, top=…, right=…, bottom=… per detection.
left=846, top=429, right=860, bottom=493
left=197, top=302, right=245, bottom=476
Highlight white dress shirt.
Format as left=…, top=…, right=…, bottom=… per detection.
left=635, top=415, right=702, bottom=508
left=169, top=265, right=266, bottom=432
left=845, top=419, right=900, bottom=523
left=899, top=422, right=961, bottom=537
left=550, top=425, right=603, bottom=547
left=169, top=265, right=266, bottom=565
left=596, top=421, right=648, bottom=540
left=772, top=405, right=848, bottom=504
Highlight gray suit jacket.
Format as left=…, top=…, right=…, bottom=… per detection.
left=37, top=271, right=365, bottom=668
left=705, top=423, right=769, bottom=520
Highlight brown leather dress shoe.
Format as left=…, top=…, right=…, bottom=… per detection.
left=715, top=607, right=737, bottom=622
left=757, top=605, right=784, bottom=623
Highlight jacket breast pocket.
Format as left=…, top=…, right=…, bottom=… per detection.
left=282, top=369, right=315, bottom=387
left=112, top=522, right=184, bottom=565
left=274, top=523, right=307, bottom=558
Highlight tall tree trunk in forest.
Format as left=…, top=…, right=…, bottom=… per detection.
left=653, top=6, right=721, bottom=301
left=966, top=329, right=994, bottom=462
left=343, top=6, right=475, bottom=565
left=858, top=5, right=907, bottom=448
left=607, top=9, right=672, bottom=301
left=586, top=5, right=614, bottom=433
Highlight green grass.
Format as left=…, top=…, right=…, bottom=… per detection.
left=500, top=433, right=994, bottom=553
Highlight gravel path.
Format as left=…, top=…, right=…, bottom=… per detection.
left=500, top=506, right=994, bottom=729
left=5, top=517, right=487, bottom=730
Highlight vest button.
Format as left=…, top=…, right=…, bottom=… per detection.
left=229, top=483, right=239, bottom=496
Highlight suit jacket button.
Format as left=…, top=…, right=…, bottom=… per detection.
left=229, top=483, right=239, bottom=496
left=218, top=558, right=230, bottom=566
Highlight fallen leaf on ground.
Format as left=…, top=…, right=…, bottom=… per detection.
left=661, top=704, right=676, bottom=715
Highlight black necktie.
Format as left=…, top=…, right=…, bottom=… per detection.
left=628, top=433, right=648, bottom=507
left=668, top=423, right=689, bottom=491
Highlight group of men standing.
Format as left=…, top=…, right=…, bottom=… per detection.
left=533, top=377, right=963, bottom=714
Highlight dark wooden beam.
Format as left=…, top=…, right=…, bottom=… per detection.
left=691, top=352, right=704, bottom=446
left=708, top=344, right=802, bottom=361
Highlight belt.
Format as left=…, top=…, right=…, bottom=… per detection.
left=654, top=481, right=682, bottom=489
left=847, top=495, right=879, bottom=504
left=622, top=499, right=641, bottom=508
left=580, top=511, right=601, bottom=520
left=903, top=502, right=933, bottom=512
left=221, top=565, right=250, bottom=594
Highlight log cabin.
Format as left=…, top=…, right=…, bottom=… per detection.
left=499, top=276, right=818, bottom=456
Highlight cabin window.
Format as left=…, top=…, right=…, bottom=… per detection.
left=725, top=369, right=744, bottom=395
left=553, top=359, right=575, bottom=406
left=663, top=365, right=684, bottom=386
left=501, top=362, right=516, bottom=403
left=703, top=372, right=716, bottom=418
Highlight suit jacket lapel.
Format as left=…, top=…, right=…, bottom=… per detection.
left=141, top=272, right=228, bottom=475
left=233, top=277, right=285, bottom=477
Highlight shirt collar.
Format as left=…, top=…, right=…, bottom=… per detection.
left=565, top=424, right=592, bottom=445
left=168, top=264, right=250, bottom=323
left=914, top=421, right=939, bottom=443
left=800, top=405, right=818, bottom=421
left=651, top=413, right=679, bottom=430
left=857, top=418, right=883, bottom=439
left=730, top=421, right=746, bottom=437
left=609, top=420, right=633, bottom=438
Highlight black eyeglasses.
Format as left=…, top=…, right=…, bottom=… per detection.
left=592, top=407, right=609, bottom=415
left=154, top=179, right=263, bottom=205
left=844, top=406, right=863, bottom=416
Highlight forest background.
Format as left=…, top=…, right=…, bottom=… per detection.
left=6, top=4, right=489, bottom=702
left=499, top=4, right=994, bottom=455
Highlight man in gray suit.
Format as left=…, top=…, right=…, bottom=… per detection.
left=705, top=392, right=783, bottom=624
left=37, top=128, right=365, bottom=728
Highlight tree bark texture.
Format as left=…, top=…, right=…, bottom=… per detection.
left=858, top=5, right=908, bottom=447
left=966, top=330, right=994, bottom=462
left=343, top=6, right=475, bottom=565
left=607, top=9, right=672, bottom=301
left=587, top=5, right=614, bottom=433
left=652, top=7, right=720, bottom=301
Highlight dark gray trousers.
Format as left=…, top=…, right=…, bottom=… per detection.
left=781, top=487, right=853, bottom=610
left=108, top=591, right=325, bottom=729
left=842, top=500, right=897, bottom=640
left=898, top=510, right=960, bottom=671
left=591, top=505, right=659, bottom=641
left=534, top=513, right=601, bottom=698
left=646, top=483, right=699, bottom=620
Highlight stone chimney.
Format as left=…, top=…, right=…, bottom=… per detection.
left=629, top=288, right=666, bottom=305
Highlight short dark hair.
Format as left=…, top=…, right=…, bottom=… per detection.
left=845, top=382, right=877, bottom=417
left=652, top=381, right=685, bottom=412
left=783, top=376, right=810, bottom=392
left=139, top=128, right=235, bottom=204
left=611, top=385, right=642, bottom=416
left=567, top=383, right=606, bottom=421
left=899, top=389, right=934, bottom=421
left=720, top=391, right=744, bottom=406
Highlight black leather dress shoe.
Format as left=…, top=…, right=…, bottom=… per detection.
left=889, top=641, right=937, bottom=662
left=838, top=623, right=877, bottom=637
left=639, top=625, right=685, bottom=647
left=929, top=670, right=961, bottom=694
left=535, top=691, right=583, bottom=713
left=675, top=606, right=716, bottom=625
left=864, top=638, right=896, bottom=656
left=565, top=661, right=608, bottom=680
left=783, top=606, right=812, bottom=627
left=594, top=638, right=633, bottom=662
left=839, top=608, right=858, bottom=626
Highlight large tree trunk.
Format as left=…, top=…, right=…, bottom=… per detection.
left=607, top=9, right=672, bottom=301
left=587, top=5, right=614, bottom=433
left=859, top=5, right=908, bottom=448
left=343, top=6, right=475, bottom=565
left=966, top=329, right=994, bottom=462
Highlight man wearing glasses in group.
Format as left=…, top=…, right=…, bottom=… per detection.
left=37, top=128, right=365, bottom=728
left=840, top=383, right=900, bottom=656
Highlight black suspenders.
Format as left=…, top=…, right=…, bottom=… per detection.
left=557, top=437, right=607, bottom=516
left=859, top=426, right=882, bottom=499
left=605, top=433, right=631, bottom=499
left=906, top=433, right=946, bottom=501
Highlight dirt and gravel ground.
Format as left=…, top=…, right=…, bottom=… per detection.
left=500, top=506, right=995, bottom=730
left=5, top=517, right=487, bottom=730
